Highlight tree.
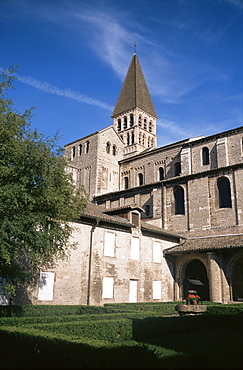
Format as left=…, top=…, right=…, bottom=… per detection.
left=0, top=68, right=87, bottom=299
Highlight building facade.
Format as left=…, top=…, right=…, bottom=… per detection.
left=12, top=54, right=242, bottom=306
left=63, top=53, right=243, bottom=304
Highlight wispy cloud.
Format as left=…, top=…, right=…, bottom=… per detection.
left=16, top=74, right=113, bottom=111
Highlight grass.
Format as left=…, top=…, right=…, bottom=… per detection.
left=0, top=303, right=242, bottom=369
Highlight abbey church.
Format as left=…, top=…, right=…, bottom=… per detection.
left=15, top=54, right=243, bottom=306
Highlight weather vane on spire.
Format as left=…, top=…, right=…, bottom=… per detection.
left=134, top=41, right=137, bottom=54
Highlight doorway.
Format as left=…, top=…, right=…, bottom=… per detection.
left=183, top=259, right=209, bottom=301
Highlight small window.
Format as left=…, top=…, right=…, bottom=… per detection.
left=139, top=133, right=141, bottom=144
left=138, top=173, right=144, bottom=186
left=145, top=204, right=150, bottom=217
left=72, top=146, right=76, bottom=159
left=153, top=281, right=162, bottom=300
left=158, top=167, right=164, bottom=181
left=142, top=134, right=145, bottom=146
left=112, top=145, right=116, bottom=156
left=130, top=114, right=134, bottom=127
left=124, top=176, right=129, bottom=189
left=174, top=162, right=181, bottom=176
left=106, top=142, right=111, bottom=154
left=86, top=141, right=90, bottom=153
left=149, top=122, right=152, bottom=133
left=148, top=137, right=151, bottom=148
left=218, top=177, right=232, bottom=208
left=117, top=119, right=121, bottom=131
left=138, top=115, right=142, bottom=126
left=104, top=232, right=115, bottom=257
left=38, top=272, right=55, bottom=301
left=153, top=242, right=161, bottom=263
left=174, top=186, right=185, bottom=215
left=131, top=237, right=139, bottom=260
left=202, top=147, right=209, bottom=165
left=79, top=144, right=82, bottom=156
left=124, top=116, right=127, bottom=129
left=102, top=277, right=114, bottom=298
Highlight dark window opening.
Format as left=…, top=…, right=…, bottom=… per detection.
left=174, top=186, right=185, bottom=215
left=149, top=122, right=152, bottom=133
left=145, top=205, right=150, bottom=217
left=72, top=146, right=76, bottom=158
left=124, top=116, right=127, bottom=129
left=159, top=167, right=164, bottom=181
left=130, top=114, right=134, bottom=127
left=117, top=119, right=121, bottom=131
left=112, top=145, right=116, bottom=156
left=124, top=176, right=129, bottom=189
left=106, top=142, right=111, bottom=154
left=138, top=173, right=144, bottom=186
left=79, top=144, right=82, bottom=156
left=202, top=147, right=209, bottom=165
left=175, top=162, right=181, bottom=176
left=218, top=177, right=232, bottom=208
left=132, top=212, right=139, bottom=226
left=86, top=141, right=90, bottom=153
left=138, top=116, right=142, bottom=126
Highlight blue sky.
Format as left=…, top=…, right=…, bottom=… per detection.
left=1, top=0, right=242, bottom=148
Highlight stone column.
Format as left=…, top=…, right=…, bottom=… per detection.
left=207, top=252, right=222, bottom=302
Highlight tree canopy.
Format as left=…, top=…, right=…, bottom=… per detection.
left=0, top=68, right=87, bottom=297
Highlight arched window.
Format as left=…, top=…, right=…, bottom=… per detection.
left=138, top=115, right=142, bottom=126
left=158, top=167, right=164, bottom=181
left=124, top=116, right=127, bottom=129
left=117, top=119, right=121, bottom=131
left=131, top=132, right=134, bottom=144
left=202, top=147, right=209, bottom=165
left=175, top=162, right=181, bottom=176
left=144, top=119, right=147, bottom=130
left=72, top=146, right=76, bottom=159
left=218, top=177, right=232, bottom=208
left=79, top=144, right=82, bottom=156
left=106, top=142, right=111, bottom=154
left=124, top=176, right=129, bottom=189
left=139, top=133, right=142, bottom=144
left=148, top=137, right=151, bottom=147
left=127, top=133, right=130, bottom=145
left=138, top=173, right=144, bottom=186
left=142, top=134, right=145, bottom=146
left=174, top=186, right=185, bottom=215
left=130, top=114, right=134, bottom=127
left=149, top=122, right=152, bottom=133
left=86, top=141, right=90, bottom=153
left=112, top=145, right=116, bottom=156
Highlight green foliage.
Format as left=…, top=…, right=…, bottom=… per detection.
left=0, top=68, right=87, bottom=296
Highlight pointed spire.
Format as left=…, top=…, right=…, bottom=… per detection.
left=112, top=54, right=157, bottom=118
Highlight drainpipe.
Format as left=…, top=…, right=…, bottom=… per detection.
left=87, top=219, right=99, bottom=305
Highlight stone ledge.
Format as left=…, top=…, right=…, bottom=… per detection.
left=175, top=304, right=207, bottom=315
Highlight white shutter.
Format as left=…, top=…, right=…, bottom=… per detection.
left=38, top=272, right=55, bottom=301
left=104, top=232, right=115, bottom=257
left=153, top=241, right=161, bottom=263
left=153, top=280, right=162, bottom=300
left=130, top=237, right=140, bottom=260
left=102, top=277, right=114, bottom=298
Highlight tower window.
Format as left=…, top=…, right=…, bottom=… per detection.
left=117, top=119, right=121, bottom=132
left=138, top=115, right=142, bottom=126
left=79, top=144, right=82, bottom=156
left=72, top=146, right=76, bottom=159
left=106, top=142, right=111, bottom=154
left=158, top=167, right=164, bottom=181
left=142, top=134, right=145, bottom=146
left=174, top=186, right=185, bottom=215
left=202, top=147, right=209, bottom=165
left=144, top=119, right=147, bottom=130
left=149, top=122, right=152, bottom=133
left=138, top=173, right=144, bottom=186
left=139, top=133, right=141, bottom=144
left=112, top=145, right=116, bottom=156
left=130, top=114, right=134, bottom=127
left=174, top=162, right=181, bottom=176
left=148, top=137, right=151, bottom=147
left=218, top=177, right=232, bottom=208
left=127, top=133, right=130, bottom=145
left=124, top=116, right=127, bottom=129
left=131, top=132, right=134, bottom=144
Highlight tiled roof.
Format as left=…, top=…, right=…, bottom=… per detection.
left=80, top=202, right=133, bottom=227
left=112, top=54, right=157, bottom=118
left=165, top=234, right=243, bottom=254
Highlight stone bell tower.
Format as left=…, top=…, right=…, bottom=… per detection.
left=112, top=53, right=157, bottom=157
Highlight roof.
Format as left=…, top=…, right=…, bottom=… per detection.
left=79, top=202, right=133, bottom=228
left=112, top=54, right=157, bottom=118
left=164, top=234, right=243, bottom=254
